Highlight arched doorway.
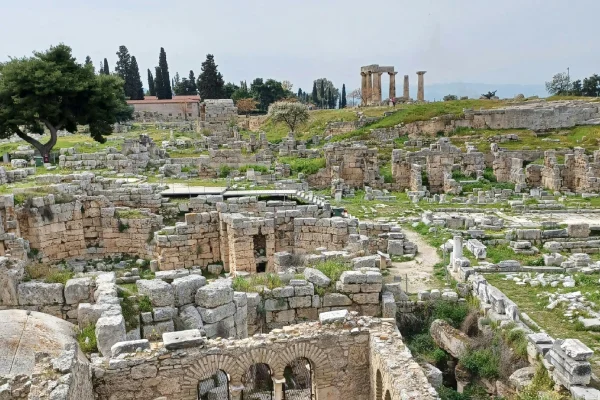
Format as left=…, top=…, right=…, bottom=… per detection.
left=283, top=357, right=314, bottom=399
left=375, top=370, right=383, bottom=400
left=384, top=390, right=392, bottom=400
left=198, top=370, right=230, bottom=400
left=242, top=363, right=273, bottom=399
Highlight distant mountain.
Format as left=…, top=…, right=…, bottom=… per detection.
left=423, top=82, right=547, bottom=101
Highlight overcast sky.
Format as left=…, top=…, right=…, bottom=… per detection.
left=2, top=0, right=599, bottom=96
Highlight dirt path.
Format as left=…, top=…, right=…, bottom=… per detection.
left=384, top=229, right=443, bottom=294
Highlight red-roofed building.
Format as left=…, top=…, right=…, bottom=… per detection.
left=127, top=95, right=201, bottom=121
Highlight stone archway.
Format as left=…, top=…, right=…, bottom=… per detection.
left=376, top=370, right=383, bottom=400
left=181, top=354, right=241, bottom=395
left=241, top=363, right=273, bottom=399
left=198, top=369, right=230, bottom=400
left=282, top=357, right=314, bottom=400
left=384, top=390, right=392, bottom=400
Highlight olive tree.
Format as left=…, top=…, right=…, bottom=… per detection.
left=0, top=44, right=132, bottom=162
left=268, top=101, right=309, bottom=133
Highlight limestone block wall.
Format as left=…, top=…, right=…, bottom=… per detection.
left=201, top=99, right=238, bottom=131
left=92, top=315, right=434, bottom=400
left=12, top=195, right=161, bottom=262
left=324, top=144, right=380, bottom=189
left=154, top=212, right=221, bottom=270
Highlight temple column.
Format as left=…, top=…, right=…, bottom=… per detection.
left=403, top=75, right=409, bottom=100
left=273, top=378, right=285, bottom=400
left=372, top=72, right=382, bottom=104
left=417, top=71, right=427, bottom=101
left=365, top=72, right=373, bottom=105
left=451, top=235, right=463, bottom=270
left=361, top=72, right=367, bottom=101
left=389, top=72, right=398, bottom=99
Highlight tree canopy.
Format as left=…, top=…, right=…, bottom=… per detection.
left=197, top=54, right=225, bottom=99
left=545, top=73, right=571, bottom=96
left=268, top=101, right=309, bottom=133
left=0, top=44, right=132, bottom=161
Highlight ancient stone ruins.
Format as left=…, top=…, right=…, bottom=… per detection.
left=3, top=94, right=600, bottom=400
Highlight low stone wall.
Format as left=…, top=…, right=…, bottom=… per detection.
left=91, top=314, right=436, bottom=400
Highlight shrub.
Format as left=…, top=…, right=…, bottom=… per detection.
left=45, top=269, right=74, bottom=285
left=218, top=165, right=232, bottom=178
left=118, top=220, right=129, bottom=232
left=380, top=164, right=393, bottom=183
left=232, top=276, right=251, bottom=292
left=443, top=94, right=458, bottom=101
left=138, top=295, right=153, bottom=312
left=432, top=300, right=470, bottom=328
left=279, top=157, right=326, bottom=176
left=460, top=348, right=500, bottom=379
left=432, top=348, right=448, bottom=364
left=77, top=325, right=98, bottom=353
left=120, top=296, right=140, bottom=331
left=239, top=164, right=269, bottom=174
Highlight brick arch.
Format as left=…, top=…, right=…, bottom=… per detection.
left=273, top=342, right=332, bottom=382
left=235, top=348, right=280, bottom=380
left=181, top=354, right=240, bottom=391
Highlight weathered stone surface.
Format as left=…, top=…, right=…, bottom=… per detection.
left=422, top=363, right=443, bottom=389
left=303, top=268, right=331, bottom=288
left=18, top=282, right=64, bottom=305
left=509, top=366, right=536, bottom=391
left=265, top=298, right=289, bottom=311
left=175, top=304, right=204, bottom=331
left=322, top=293, right=352, bottom=307
left=195, top=282, right=233, bottom=308
left=172, top=275, right=206, bottom=307
left=197, top=302, right=236, bottom=324
left=111, top=339, right=150, bottom=357
left=153, top=306, right=176, bottom=322
left=96, top=315, right=126, bottom=357
left=430, top=319, right=470, bottom=358
left=77, top=303, right=120, bottom=327
left=319, top=309, right=348, bottom=324
left=163, top=329, right=205, bottom=350
left=0, top=259, right=24, bottom=306
left=64, top=278, right=93, bottom=305
left=136, top=279, right=174, bottom=307
left=142, top=320, right=175, bottom=340
left=561, top=339, right=593, bottom=361
left=351, top=255, right=378, bottom=269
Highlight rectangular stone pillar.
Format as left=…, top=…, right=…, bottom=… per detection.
left=389, top=72, right=397, bottom=99
left=372, top=72, right=382, bottom=104
left=366, top=72, right=373, bottom=105
left=403, top=75, right=409, bottom=99
left=361, top=72, right=367, bottom=101
left=274, top=378, right=285, bottom=400
left=417, top=71, right=426, bottom=102
left=452, top=235, right=463, bottom=270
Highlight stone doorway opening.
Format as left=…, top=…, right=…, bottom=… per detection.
left=242, top=363, right=273, bottom=399
left=198, top=370, right=230, bottom=400
left=253, top=234, right=268, bottom=273
left=283, top=357, right=314, bottom=400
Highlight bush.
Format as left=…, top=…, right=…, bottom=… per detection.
left=279, top=157, right=326, bottom=176
left=232, top=276, right=251, bottom=292
left=120, top=296, right=140, bottom=331
left=239, top=164, right=269, bottom=174
left=77, top=325, right=98, bottom=353
left=218, top=165, right=232, bottom=178
left=432, top=300, right=470, bottom=328
left=443, top=94, right=458, bottom=101
left=138, top=295, right=153, bottom=312
left=460, top=348, right=500, bottom=379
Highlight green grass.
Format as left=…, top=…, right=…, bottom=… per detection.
left=278, top=157, right=326, bottom=175
left=331, top=99, right=508, bottom=142
left=138, top=295, right=153, bottom=312
left=231, top=273, right=285, bottom=293
left=313, top=259, right=351, bottom=282
left=486, top=273, right=600, bottom=375
left=44, top=270, right=74, bottom=285
left=77, top=324, right=98, bottom=353
left=485, top=244, right=544, bottom=266
left=115, top=209, right=145, bottom=219
left=460, top=348, right=500, bottom=379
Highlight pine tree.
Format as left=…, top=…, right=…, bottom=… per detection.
left=154, top=66, right=165, bottom=100
left=189, top=70, right=197, bottom=94
left=197, top=54, right=225, bottom=99
left=158, top=47, right=172, bottom=99
left=84, top=56, right=93, bottom=67
left=103, top=58, right=110, bottom=75
left=311, top=82, right=318, bottom=105
left=115, top=46, right=132, bottom=97
left=129, top=56, right=144, bottom=100
left=341, top=84, right=347, bottom=108
left=147, top=69, right=156, bottom=96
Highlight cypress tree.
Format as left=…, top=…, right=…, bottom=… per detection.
left=98, top=61, right=104, bottom=75
left=341, top=84, right=347, bottom=108
left=189, top=70, right=197, bottom=94
left=115, top=45, right=132, bottom=97
left=319, top=81, right=325, bottom=107
left=147, top=69, right=156, bottom=96
left=311, top=82, right=318, bottom=105
left=154, top=66, right=165, bottom=100
left=103, top=58, right=110, bottom=75
left=84, top=56, right=93, bottom=67
left=158, top=47, right=172, bottom=99
left=129, top=56, right=144, bottom=100
left=197, top=54, right=225, bottom=99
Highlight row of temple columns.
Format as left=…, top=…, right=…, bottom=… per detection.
left=361, top=70, right=427, bottom=104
